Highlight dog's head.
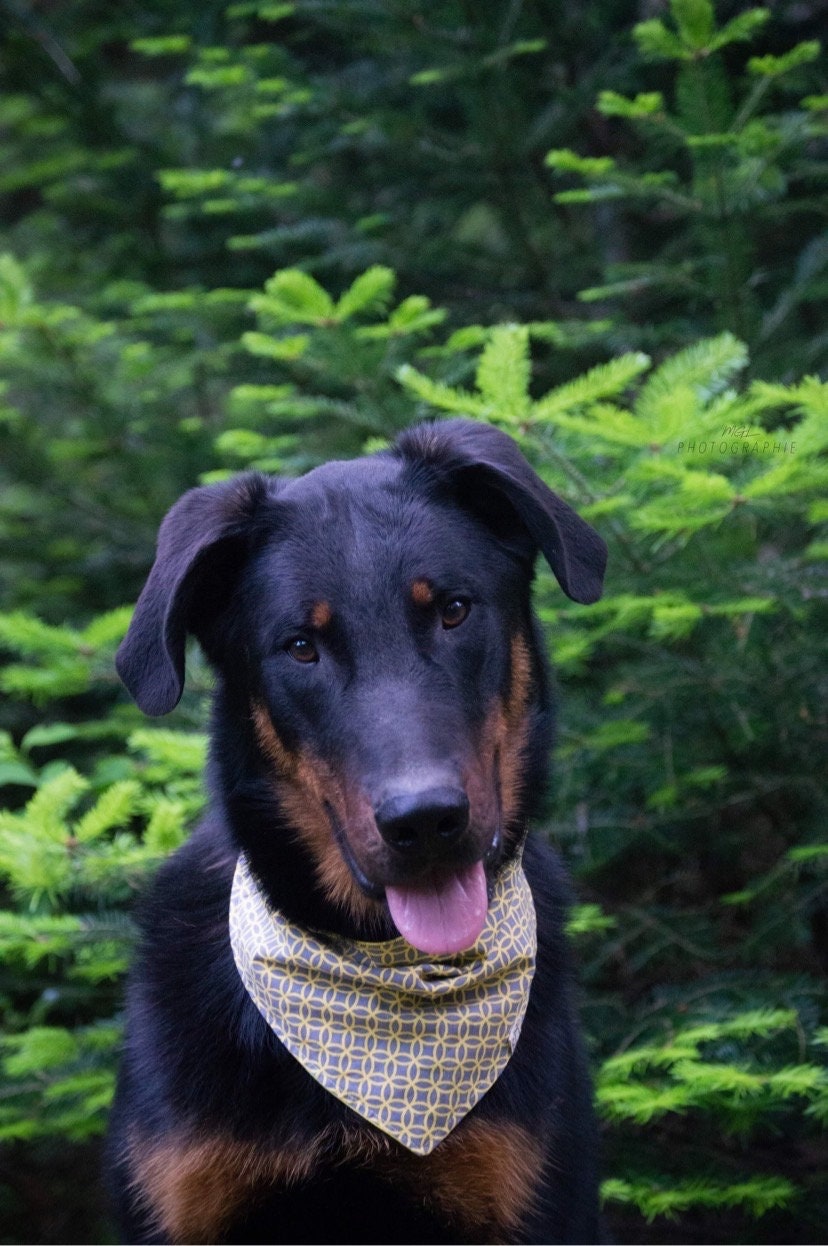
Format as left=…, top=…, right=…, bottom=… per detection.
left=118, top=419, right=606, bottom=952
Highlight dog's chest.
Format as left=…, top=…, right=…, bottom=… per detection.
left=130, top=1112, right=546, bottom=1244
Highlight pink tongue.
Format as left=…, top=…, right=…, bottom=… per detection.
left=385, top=860, right=489, bottom=956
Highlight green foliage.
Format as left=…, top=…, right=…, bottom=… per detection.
left=595, top=1008, right=824, bottom=1223
left=1, top=1023, right=120, bottom=1142
left=218, top=265, right=446, bottom=472
left=546, top=0, right=827, bottom=376
left=0, top=609, right=132, bottom=703
left=0, top=254, right=233, bottom=616
left=603, top=1174, right=797, bottom=1222
left=0, top=732, right=205, bottom=1147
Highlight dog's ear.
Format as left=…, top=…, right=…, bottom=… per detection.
left=394, top=418, right=607, bottom=604
left=116, top=474, right=272, bottom=716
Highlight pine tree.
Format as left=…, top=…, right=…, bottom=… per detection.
left=546, top=0, right=827, bottom=375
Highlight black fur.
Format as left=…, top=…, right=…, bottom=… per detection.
left=108, top=419, right=607, bottom=1244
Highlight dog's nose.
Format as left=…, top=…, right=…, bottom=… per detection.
left=375, top=787, right=470, bottom=857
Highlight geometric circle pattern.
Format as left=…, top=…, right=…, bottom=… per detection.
left=229, top=852, right=537, bottom=1155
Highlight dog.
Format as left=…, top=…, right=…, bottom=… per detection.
left=108, top=417, right=607, bottom=1245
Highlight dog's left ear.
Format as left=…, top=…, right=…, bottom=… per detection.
left=116, top=474, right=272, bottom=716
left=394, top=418, right=607, bottom=604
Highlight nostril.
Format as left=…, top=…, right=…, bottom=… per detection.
left=437, top=812, right=463, bottom=840
left=391, top=822, right=417, bottom=849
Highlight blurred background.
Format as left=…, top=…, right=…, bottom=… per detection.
left=0, top=1, right=825, bottom=1241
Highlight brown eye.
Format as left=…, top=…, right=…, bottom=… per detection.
left=286, top=637, right=319, bottom=663
left=442, top=598, right=470, bottom=629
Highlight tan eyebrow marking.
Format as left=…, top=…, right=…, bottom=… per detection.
left=309, top=600, right=332, bottom=629
left=411, top=579, right=434, bottom=607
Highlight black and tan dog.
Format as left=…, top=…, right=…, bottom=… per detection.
left=108, top=418, right=607, bottom=1244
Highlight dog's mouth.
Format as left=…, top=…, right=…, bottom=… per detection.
left=327, top=799, right=504, bottom=956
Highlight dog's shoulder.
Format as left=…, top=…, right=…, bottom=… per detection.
left=138, top=814, right=237, bottom=931
left=131, top=815, right=237, bottom=991
left=122, top=817, right=277, bottom=1104
left=124, top=817, right=260, bottom=1061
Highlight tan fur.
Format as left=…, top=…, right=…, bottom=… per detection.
left=337, top=1115, right=545, bottom=1239
left=251, top=703, right=382, bottom=925
left=497, top=632, right=533, bottom=827
left=309, top=599, right=332, bottom=629
left=415, top=1117, right=545, bottom=1238
left=128, top=1132, right=322, bottom=1244
left=344, top=1115, right=545, bottom=1240
left=465, top=631, right=533, bottom=842
left=130, top=1116, right=542, bottom=1243
left=411, top=577, right=434, bottom=607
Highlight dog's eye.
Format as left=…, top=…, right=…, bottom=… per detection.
left=286, top=637, right=319, bottom=664
left=442, top=598, right=470, bottom=629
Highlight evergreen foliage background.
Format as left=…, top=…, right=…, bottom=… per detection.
left=0, top=1, right=825, bottom=1241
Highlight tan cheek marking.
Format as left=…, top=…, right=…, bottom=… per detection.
left=411, top=578, right=434, bottom=607
left=251, top=703, right=382, bottom=926
left=252, top=701, right=298, bottom=778
left=309, top=599, right=332, bottom=630
left=497, top=632, right=533, bottom=828
left=404, top=1118, right=545, bottom=1239
left=465, top=633, right=533, bottom=839
left=128, top=1132, right=324, bottom=1244
left=506, top=632, right=533, bottom=730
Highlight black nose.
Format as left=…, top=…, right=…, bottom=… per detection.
left=375, top=787, right=470, bottom=858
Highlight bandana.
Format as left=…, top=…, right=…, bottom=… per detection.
left=229, top=852, right=537, bottom=1155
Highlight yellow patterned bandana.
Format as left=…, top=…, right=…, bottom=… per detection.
left=229, top=853, right=537, bottom=1156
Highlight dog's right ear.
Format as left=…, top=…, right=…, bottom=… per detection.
left=116, top=474, right=272, bottom=717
